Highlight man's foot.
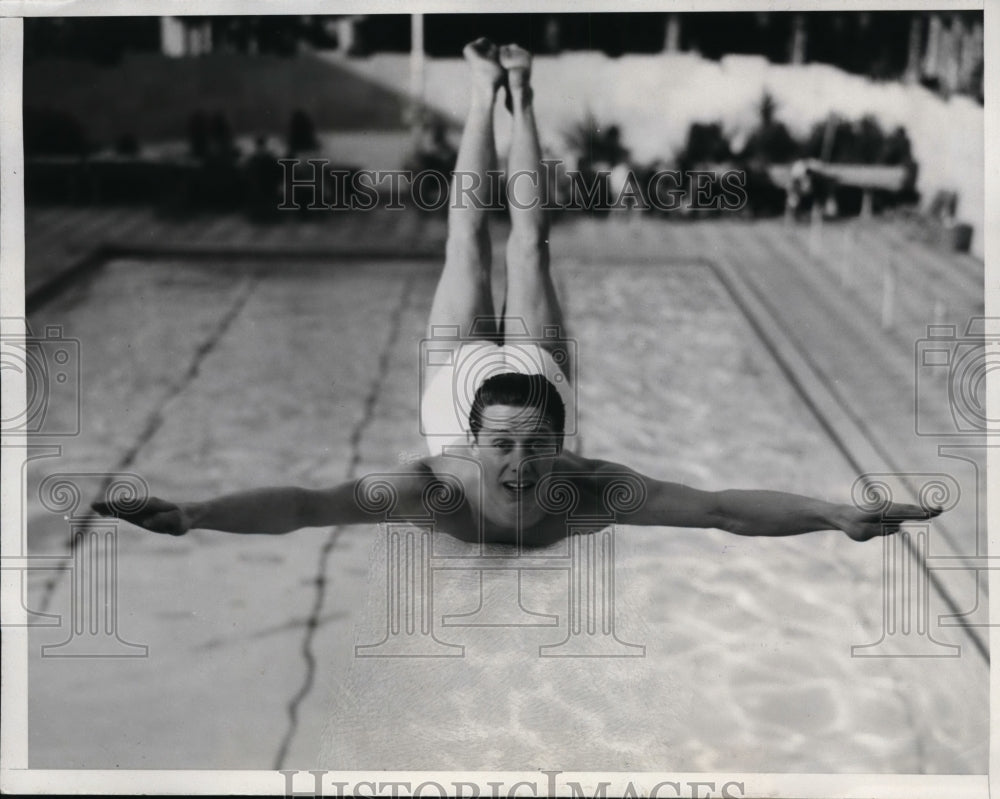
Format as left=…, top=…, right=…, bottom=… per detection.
left=463, top=37, right=504, bottom=96
left=499, top=43, right=532, bottom=109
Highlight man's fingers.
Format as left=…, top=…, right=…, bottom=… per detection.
left=90, top=500, right=114, bottom=517
left=91, top=502, right=148, bottom=524
left=144, top=510, right=186, bottom=535
left=90, top=500, right=145, bottom=523
left=848, top=502, right=944, bottom=542
left=92, top=496, right=173, bottom=517
left=858, top=523, right=897, bottom=541
left=886, top=502, right=943, bottom=520
left=90, top=498, right=185, bottom=535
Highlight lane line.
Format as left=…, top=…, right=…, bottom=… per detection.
left=706, top=246, right=988, bottom=664
left=36, top=267, right=262, bottom=615
left=566, top=237, right=987, bottom=663
left=272, top=271, right=418, bottom=770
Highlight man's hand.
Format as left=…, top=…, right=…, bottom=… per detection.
left=91, top=497, right=193, bottom=536
left=836, top=502, right=943, bottom=542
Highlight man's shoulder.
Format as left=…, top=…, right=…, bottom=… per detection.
left=553, top=451, right=637, bottom=480
left=539, top=454, right=642, bottom=504
left=416, top=454, right=481, bottom=494
left=356, top=459, right=469, bottom=518
left=544, top=454, right=650, bottom=519
left=357, top=458, right=436, bottom=484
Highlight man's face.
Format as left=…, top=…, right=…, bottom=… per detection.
left=470, top=403, right=562, bottom=529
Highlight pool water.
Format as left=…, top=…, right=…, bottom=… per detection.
left=25, top=257, right=986, bottom=772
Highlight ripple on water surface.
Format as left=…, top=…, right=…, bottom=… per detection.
left=321, top=260, right=986, bottom=773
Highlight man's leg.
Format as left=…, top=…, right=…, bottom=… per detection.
left=498, top=45, right=568, bottom=367
left=426, top=38, right=504, bottom=342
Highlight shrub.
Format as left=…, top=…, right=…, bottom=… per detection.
left=562, top=112, right=630, bottom=171
left=738, top=93, right=800, bottom=164
left=676, top=122, right=732, bottom=173
left=24, top=107, right=91, bottom=157
left=287, top=109, right=319, bottom=156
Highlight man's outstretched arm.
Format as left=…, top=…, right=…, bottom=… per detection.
left=92, top=475, right=421, bottom=536
left=600, top=464, right=941, bottom=541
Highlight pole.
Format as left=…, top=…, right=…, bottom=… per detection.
left=410, top=13, right=425, bottom=106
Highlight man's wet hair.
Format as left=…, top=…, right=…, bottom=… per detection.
left=469, top=372, right=566, bottom=442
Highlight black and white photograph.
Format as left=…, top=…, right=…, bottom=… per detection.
left=0, top=3, right=994, bottom=796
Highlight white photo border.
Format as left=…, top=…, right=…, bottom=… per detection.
left=1, top=1, right=994, bottom=796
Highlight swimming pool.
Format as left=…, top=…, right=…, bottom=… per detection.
left=25, top=253, right=986, bottom=772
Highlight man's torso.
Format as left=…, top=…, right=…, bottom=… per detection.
left=383, top=451, right=629, bottom=545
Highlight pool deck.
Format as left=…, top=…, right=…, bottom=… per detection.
left=19, top=206, right=989, bottom=772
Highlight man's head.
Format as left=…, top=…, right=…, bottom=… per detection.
left=469, top=372, right=565, bottom=444
left=467, top=372, right=565, bottom=528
